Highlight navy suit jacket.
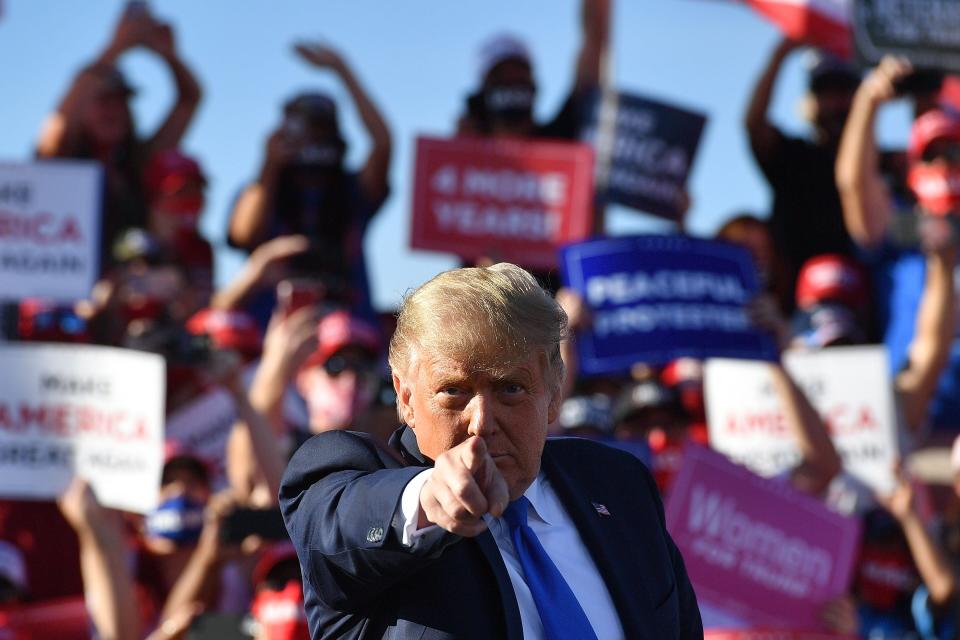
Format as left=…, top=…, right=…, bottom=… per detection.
left=280, top=427, right=703, bottom=639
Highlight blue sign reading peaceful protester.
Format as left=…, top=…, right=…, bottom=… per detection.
left=561, top=235, right=779, bottom=376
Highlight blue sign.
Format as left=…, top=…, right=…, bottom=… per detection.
left=582, top=90, right=707, bottom=220
left=561, top=235, right=779, bottom=376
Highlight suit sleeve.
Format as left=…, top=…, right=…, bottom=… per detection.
left=279, top=430, right=460, bottom=610
left=640, top=457, right=704, bottom=639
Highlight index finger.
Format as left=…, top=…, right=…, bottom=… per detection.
left=458, top=436, right=489, bottom=476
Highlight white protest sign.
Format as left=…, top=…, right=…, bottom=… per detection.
left=705, top=346, right=898, bottom=494
left=0, top=160, right=102, bottom=301
left=0, top=343, right=164, bottom=513
left=165, top=386, right=237, bottom=489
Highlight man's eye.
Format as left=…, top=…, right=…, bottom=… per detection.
left=441, top=387, right=462, bottom=396
left=502, top=383, right=524, bottom=394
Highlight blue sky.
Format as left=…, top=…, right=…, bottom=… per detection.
left=0, top=1, right=913, bottom=310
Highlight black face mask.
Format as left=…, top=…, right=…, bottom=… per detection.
left=483, top=84, right=535, bottom=125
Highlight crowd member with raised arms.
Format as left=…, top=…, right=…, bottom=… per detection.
left=227, top=41, right=391, bottom=319
left=745, top=38, right=860, bottom=294
left=228, top=307, right=382, bottom=507
left=835, top=55, right=960, bottom=438
left=457, top=0, right=609, bottom=142
left=35, top=3, right=201, bottom=273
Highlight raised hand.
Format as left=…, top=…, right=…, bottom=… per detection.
left=419, top=436, right=510, bottom=537
left=293, top=41, right=345, bottom=72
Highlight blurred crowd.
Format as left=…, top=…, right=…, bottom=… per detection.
left=5, top=2, right=960, bottom=639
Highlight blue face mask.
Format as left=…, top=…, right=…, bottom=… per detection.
left=145, top=493, right=206, bottom=545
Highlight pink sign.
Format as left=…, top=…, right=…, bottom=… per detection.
left=706, top=632, right=855, bottom=640
left=666, top=445, right=860, bottom=629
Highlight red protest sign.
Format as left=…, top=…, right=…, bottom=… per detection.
left=0, top=597, right=90, bottom=640
left=744, top=0, right=851, bottom=59
left=410, top=136, right=595, bottom=269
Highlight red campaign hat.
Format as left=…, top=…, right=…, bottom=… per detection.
left=143, top=150, right=207, bottom=203
left=660, top=358, right=703, bottom=388
left=186, top=308, right=262, bottom=356
left=908, top=107, right=960, bottom=164
left=795, top=254, right=867, bottom=310
left=253, top=541, right=299, bottom=588
left=301, top=310, right=381, bottom=371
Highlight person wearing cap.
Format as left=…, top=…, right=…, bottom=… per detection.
left=745, top=37, right=861, bottom=293
left=280, top=263, right=701, bottom=639
left=228, top=41, right=391, bottom=318
left=36, top=4, right=201, bottom=273
left=144, top=149, right=214, bottom=304
left=836, top=55, right=960, bottom=436
left=457, top=0, right=609, bottom=140
left=228, top=307, right=382, bottom=507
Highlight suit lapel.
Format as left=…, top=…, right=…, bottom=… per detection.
left=389, top=426, right=524, bottom=640
left=540, top=445, right=649, bottom=640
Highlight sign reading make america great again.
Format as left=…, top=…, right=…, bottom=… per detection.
left=0, top=160, right=102, bottom=301
left=853, top=0, right=960, bottom=73
left=410, top=136, right=594, bottom=269
left=0, top=343, right=164, bottom=513
left=561, top=235, right=778, bottom=375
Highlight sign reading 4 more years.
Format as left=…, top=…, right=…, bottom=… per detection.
left=410, top=136, right=595, bottom=269
left=561, top=235, right=778, bottom=375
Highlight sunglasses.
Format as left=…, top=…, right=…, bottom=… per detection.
left=323, top=354, right=376, bottom=377
left=921, top=142, right=960, bottom=164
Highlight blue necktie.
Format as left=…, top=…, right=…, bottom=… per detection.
left=502, top=497, right=598, bottom=640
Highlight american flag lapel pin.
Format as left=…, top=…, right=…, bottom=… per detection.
left=592, top=502, right=611, bottom=517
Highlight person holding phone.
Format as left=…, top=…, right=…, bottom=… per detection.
left=835, top=55, right=960, bottom=437
left=227, top=41, right=392, bottom=319
left=36, top=1, right=202, bottom=274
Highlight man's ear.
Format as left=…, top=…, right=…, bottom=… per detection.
left=546, top=381, right=562, bottom=426
left=392, top=371, right=415, bottom=428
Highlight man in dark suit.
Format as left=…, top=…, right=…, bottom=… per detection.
left=280, top=263, right=703, bottom=639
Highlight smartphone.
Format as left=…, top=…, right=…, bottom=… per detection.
left=186, top=613, right=251, bottom=640
left=220, top=508, right=288, bottom=544
left=124, top=0, right=150, bottom=17
left=277, top=279, right=326, bottom=317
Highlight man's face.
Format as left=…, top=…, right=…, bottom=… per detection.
left=395, top=349, right=561, bottom=500
left=812, top=87, right=854, bottom=142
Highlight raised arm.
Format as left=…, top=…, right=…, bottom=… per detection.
left=210, top=235, right=309, bottom=311
left=573, top=0, right=611, bottom=93
left=36, top=10, right=152, bottom=158
left=745, top=38, right=798, bottom=165
left=749, top=295, right=842, bottom=494
left=294, top=42, right=392, bottom=206
left=896, top=221, right=956, bottom=432
left=835, top=56, right=912, bottom=248
left=227, top=307, right=318, bottom=504
left=227, top=130, right=297, bottom=249
left=877, top=472, right=956, bottom=606
left=58, top=479, right=141, bottom=640
left=142, top=21, right=203, bottom=154
left=772, top=363, right=843, bottom=495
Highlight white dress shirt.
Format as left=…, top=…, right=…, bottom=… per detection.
left=400, top=469, right=624, bottom=640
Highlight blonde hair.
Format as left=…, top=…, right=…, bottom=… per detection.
left=389, top=263, right=567, bottom=389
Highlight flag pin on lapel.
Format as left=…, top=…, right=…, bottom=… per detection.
left=592, top=502, right=610, bottom=517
